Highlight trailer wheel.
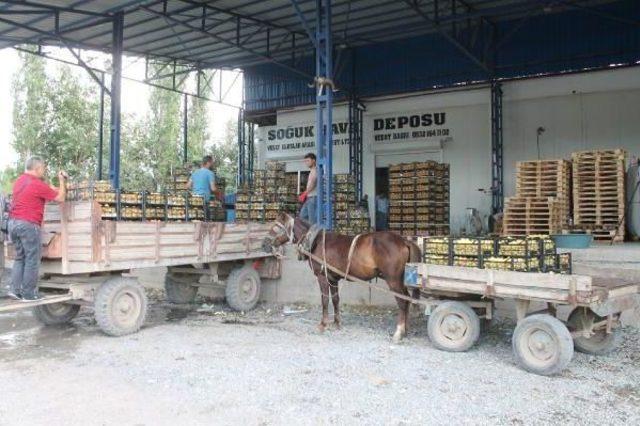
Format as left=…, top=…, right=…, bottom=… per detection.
left=427, top=301, right=481, bottom=352
left=512, top=314, right=573, bottom=376
left=33, top=303, right=80, bottom=325
left=567, top=308, right=620, bottom=355
left=225, top=265, right=261, bottom=312
left=165, top=272, right=199, bottom=304
left=95, top=277, right=147, bottom=336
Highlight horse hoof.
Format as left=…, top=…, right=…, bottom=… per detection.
left=392, top=332, right=403, bottom=344
left=318, top=324, right=326, bottom=333
left=333, top=321, right=342, bottom=330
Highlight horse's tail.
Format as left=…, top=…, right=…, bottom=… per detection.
left=405, top=239, right=422, bottom=263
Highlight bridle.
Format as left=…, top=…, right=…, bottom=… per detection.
left=272, top=214, right=296, bottom=245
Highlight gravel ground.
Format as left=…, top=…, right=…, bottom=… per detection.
left=0, top=291, right=639, bottom=426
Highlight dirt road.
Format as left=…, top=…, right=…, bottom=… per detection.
left=0, top=296, right=638, bottom=425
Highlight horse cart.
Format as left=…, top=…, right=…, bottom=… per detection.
left=1, top=201, right=280, bottom=336
left=404, top=262, right=639, bottom=375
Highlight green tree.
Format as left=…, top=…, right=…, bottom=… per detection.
left=11, top=53, right=98, bottom=184
left=187, top=97, right=209, bottom=162
left=133, top=64, right=183, bottom=190
left=210, top=118, right=239, bottom=193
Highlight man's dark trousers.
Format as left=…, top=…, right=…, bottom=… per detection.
left=9, top=219, right=41, bottom=298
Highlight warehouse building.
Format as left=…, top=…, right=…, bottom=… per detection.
left=253, top=66, right=640, bottom=232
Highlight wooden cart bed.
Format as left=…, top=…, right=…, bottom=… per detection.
left=405, top=262, right=639, bottom=306
left=5, top=201, right=274, bottom=275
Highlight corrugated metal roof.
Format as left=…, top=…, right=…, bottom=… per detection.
left=0, top=0, right=623, bottom=70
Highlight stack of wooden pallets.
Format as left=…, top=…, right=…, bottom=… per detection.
left=503, top=197, right=565, bottom=236
left=504, top=159, right=571, bottom=236
left=572, top=149, right=626, bottom=242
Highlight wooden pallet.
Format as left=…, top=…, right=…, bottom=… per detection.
left=572, top=149, right=626, bottom=241
left=503, top=196, right=564, bottom=236
left=515, top=159, right=571, bottom=225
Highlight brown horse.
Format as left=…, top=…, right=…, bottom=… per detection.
left=267, top=212, right=422, bottom=342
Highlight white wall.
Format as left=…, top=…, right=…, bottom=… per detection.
left=361, top=89, right=492, bottom=231
left=503, top=67, right=640, bottom=198
left=257, top=66, right=640, bottom=233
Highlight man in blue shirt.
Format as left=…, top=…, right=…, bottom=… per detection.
left=188, top=155, right=216, bottom=202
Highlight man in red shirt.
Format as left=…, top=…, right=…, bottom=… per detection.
left=8, top=156, right=66, bottom=301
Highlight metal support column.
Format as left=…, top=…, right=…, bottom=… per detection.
left=237, top=108, right=246, bottom=186
left=247, top=123, right=255, bottom=184
left=108, top=11, right=124, bottom=189
left=97, top=71, right=105, bottom=180
left=348, top=96, right=364, bottom=201
left=490, top=82, right=504, bottom=214
left=183, top=93, right=188, bottom=163
left=314, top=0, right=333, bottom=228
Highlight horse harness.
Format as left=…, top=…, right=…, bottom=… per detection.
left=273, top=217, right=363, bottom=285
left=272, top=217, right=421, bottom=305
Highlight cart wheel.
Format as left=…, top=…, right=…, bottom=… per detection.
left=427, top=301, right=481, bottom=352
left=567, top=308, right=620, bottom=355
left=512, top=314, right=574, bottom=376
left=225, top=265, right=261, bottom=312
left=165, top=272, right=199, bottom=304
left=33, top=303, right=81, bottom=325
left=94, top=277, right=148, bottom=337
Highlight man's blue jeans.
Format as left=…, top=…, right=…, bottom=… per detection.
left=299, top=196, right=317, bottom=225
left=8, top=219, right=41, bottom=298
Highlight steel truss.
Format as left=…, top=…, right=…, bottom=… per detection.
left=348, top=96, right=365, bottom=201
left=490, top=81, right=504, bottom=215
left=237, top=109, right=256, bottom=187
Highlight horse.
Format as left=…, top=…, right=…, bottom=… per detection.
left=266, top=212, right=422, bottom=343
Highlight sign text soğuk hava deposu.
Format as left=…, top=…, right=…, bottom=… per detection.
left=267, top=122, right=349, bottom=141
left=373, top=112, right=448, bottom=142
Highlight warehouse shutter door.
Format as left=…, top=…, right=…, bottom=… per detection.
left=374, top=150, right=443, bottom=230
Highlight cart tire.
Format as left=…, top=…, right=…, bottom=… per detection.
left=567, top=308, right=620, bottom=355
left=33, top=303, right=80, bottom=325
left=94, top=277, right=147, bottom=337
left=165, top=273, right=198, bottom=304
left=427, top=301, right=481, bottom=352
left=512, top=314, right=573, bottom=376
left=225, top=265, right=261, bottom=312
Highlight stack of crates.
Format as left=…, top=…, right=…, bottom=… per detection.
left=421, top=235, right=571, bottom=274
left=333, top=174, right=371, bottom=235
left=66, top=177, right=206, bottom=222
left=235, top=161, right=297, bottom=223
left=388, top=161, right=450, bottom=237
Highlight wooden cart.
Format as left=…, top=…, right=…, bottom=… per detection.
left=404, top=263, right=639, bottom=375
left=1, top=201, right=280, bottom=336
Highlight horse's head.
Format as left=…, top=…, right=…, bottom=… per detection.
left=262, top=212, right=295, bottom=252
left=262, top=212, right=309, bottom=252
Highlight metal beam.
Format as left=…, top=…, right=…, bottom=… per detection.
left=61, top=42, right=111, bottom=95
left=314, top=0, right=334, bottom=229
left=0, top=1, right=113, bottom=18
left=109, top=12, right=124, bottom=190
left=183, top=93, right=188, bottom=163
left=404, top=0, right=491, bottom=73
left=287, top=0, right=318, bottom=49
left=141, top=6, right=314, bottom=80
left=490, top=81, right=503, bottom=215
left=13, top=45, right=242, bottom=109
left=97, top=72, right=105, bottom=180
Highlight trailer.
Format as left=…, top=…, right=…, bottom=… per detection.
left=403, top=262, right=639, bottom=375
left=1, top=201, right=280, bottom=336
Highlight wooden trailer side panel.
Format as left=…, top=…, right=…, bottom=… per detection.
left=56, top=201, right=274, bottom=274
left=410, top=263, right=596, bottom=304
